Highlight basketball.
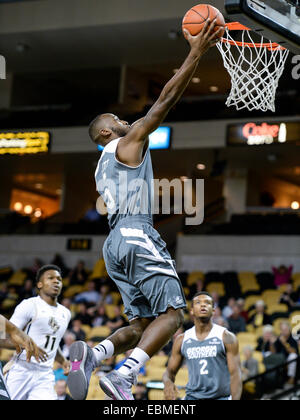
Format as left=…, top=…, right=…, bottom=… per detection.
left=182, top=4, right=225, bottom=39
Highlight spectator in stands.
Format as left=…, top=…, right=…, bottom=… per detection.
left=18, top=279, right=35, bottom=302
left=90, top=304, right=109, bottom=327
left=106, top=306, right=127, bottom=333
left=227, top=304, right=246, bottom=334
left=68, top=260, right=88, bottom=286
left=55, top=379, right=73, bottom=400
left=61, top=331, right=76, bottom=360
left=213, top=316, right=229, bottom=329
left=70, top=319, right=86, bottom=342
left=212, top=306, right=222, bottom=323
left=210, top=291, right=226, bottom=310
left=248, top=300, right=271, bottom=328
left=61, top=297, right=72, bottom=311
left=272, top=265, right=293, bottom=288
left=222, top=297, right=236, bottom=320
left=241, top=345, right=259, bottom=380
left=74, top=302, right=93, bottom=326
left=27, top=258, right=44, bottom=280
left=274, top=321, right=299, bottom=385
left=236, top=298, right=249, bottom=322
left=187, top=278, right=204, bottom=300
left=279, top=283, right=300, bottom=310
left=133, top=382, right=149, bottom=400
left=98, top=284, right=113, bottom=305
left=256, top=325, right=277, bottom=358
left=51, top=254, right=69, bottom=278
left=73, top=280, right=100, bottom=305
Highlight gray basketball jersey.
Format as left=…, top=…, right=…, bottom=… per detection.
left=181, top=323, right=231, bottom=400
left=95, top=138, right=154, bottom=229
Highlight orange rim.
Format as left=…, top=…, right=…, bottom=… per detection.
left=222, top=22, right=286, bottom=50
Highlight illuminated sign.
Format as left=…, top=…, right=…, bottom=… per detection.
left=0, top=132, right=50, bottom=155
left=97, top=126, right=172, bottom=151
left=67, top=239, right=92, bottom=251
left=227, top=122, right=300, bottom=146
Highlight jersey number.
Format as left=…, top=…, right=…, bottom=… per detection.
left=44, top=335, right=56, bottom=351
left=199, top=359, right=208, bottom=375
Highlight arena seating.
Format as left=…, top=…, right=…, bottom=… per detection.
left=1, top=260, right=299, bottom=399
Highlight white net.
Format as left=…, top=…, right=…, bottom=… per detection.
left=216, top=26, right=289, bottom=112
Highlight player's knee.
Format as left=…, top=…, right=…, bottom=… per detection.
left=166, top=307, right=184, bottom=330
left=175, top=308, right=185, bottom=328
left=129, top=323, right=145, bottom=343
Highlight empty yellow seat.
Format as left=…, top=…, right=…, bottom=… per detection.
left=236, top=332, right=257, bottom=347
left=239, top=279, right=260, bottom=293
left=148, top=389, right=165, bottom=400
left=105, top=304, right=118, bottom=320
left=187, top=271, right=204, bottom=286
left=87, top=326, right=111, bottom=339
left=0, top=349, right=15, bottom=362
left=175, top=368, right=188, bottom=386
left=262, top=290, right=281, bottom=303
left=244, top=295, right=263, bottom=311
left=80, top=324, right=92, bottom=336
left=110, top=291, right=121, bottom=305
left=292, top=277, right=300, bottom=290
left=146, top=366, right=165, bottom=381
left=1, top=298, right=17, bottom=310
left=147, top=355, right=168, bottom=368
left=8, top=270, right=27, bottom=286
left=63, top=285, right=84, bottom=298
left=238, top=272, right=256, bottom=282
left=205, top=282, right=225, bottom=296
left=89, top=258, right=107, bottom=280
left=266, top=303, right=288, bottom=315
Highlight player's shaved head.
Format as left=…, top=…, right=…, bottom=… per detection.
left=89, top=113, right=113, bottom=145
left=89, top=113, right=130, bottom=146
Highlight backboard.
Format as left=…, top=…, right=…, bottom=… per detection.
left=225, top=0, right=300, bottom=53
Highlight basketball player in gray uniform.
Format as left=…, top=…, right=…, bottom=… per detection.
left=163, top=292, right=242, bottom=400
left=0, top=314, right=47, bottom=400
left=67, top=19, right=224, bottom=400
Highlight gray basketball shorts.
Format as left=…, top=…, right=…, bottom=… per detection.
left=103, top=217, right=186, bottom=321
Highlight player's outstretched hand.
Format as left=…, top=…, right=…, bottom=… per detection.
left=183, top=18, right=224, bottom=54
left=164, top=381, right=179, bottom=400
left=9, top=327, right=48, bottom=363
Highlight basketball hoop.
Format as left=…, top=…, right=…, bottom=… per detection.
left=216, top=22, right=289, bottom=112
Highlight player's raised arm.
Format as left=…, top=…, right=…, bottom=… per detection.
left=0, top=315, right=48, bottom=363
left=117, top=19, right=223, bottom=164
left=162, top=334, right=184, bottom=400
left=223, top=330, right=243, bottom=400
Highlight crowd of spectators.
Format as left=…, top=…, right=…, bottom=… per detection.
left=1, top=258, right=300, bottom=399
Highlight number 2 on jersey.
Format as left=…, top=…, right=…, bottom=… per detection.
left=199, top=359, right=208, bottom=375
left=44, top=335, right=56, bottom=351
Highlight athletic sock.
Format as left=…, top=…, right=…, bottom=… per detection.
left=117, top=347, right=150, bottom=376
left=92, top=339, right=114, bottom=366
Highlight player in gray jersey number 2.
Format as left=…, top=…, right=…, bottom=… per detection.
left=163, top=292, right=243, bottom=400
